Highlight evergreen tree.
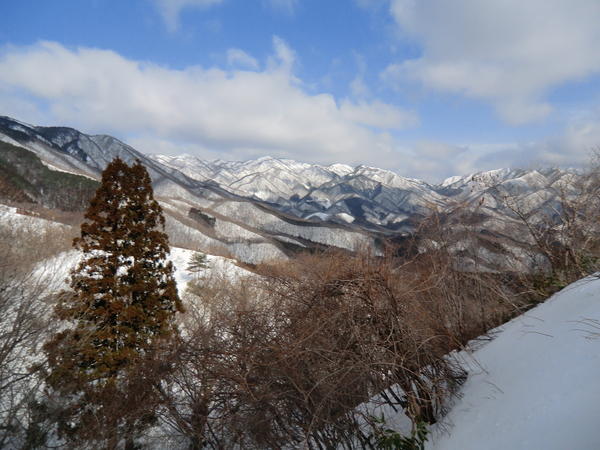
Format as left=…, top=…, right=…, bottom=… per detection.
left=187, top=252, right=209, bottom=279
left=44, top=157, right=183, bottom=448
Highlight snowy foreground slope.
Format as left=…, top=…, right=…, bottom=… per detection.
left=423, top=276, right=600, bottom=450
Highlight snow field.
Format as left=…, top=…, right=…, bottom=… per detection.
left=422, top=276, right=600, bottom=450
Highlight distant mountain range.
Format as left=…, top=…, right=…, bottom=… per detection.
left=149, top=154, right=565, bottom=231
left=0, top=115, right=568, bottom=264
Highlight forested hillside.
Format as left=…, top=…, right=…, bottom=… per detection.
left=0, top=141, right=99, bottom=211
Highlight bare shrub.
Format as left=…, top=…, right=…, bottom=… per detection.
left=480, top=155, right=600, bottom=294
left=158, top=269, right=269, bottom=449
left=161, top=249, right=467, bottom=449
left=0, top=218, right=69, bottom=447
left=408, top=203, right=531, bottom=342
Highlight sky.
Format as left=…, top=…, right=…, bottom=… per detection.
left=2, top=0, right=600, bottom=182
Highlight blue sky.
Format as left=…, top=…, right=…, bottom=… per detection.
left=2, top=0, right=600, bottom=182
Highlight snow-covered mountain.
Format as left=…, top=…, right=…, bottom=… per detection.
left=0, top=114, right=579, bottom=267
left=150, top=154, right=572, bottom=234
left=150, top=153, right=448, bottom=230
left=0, top=116, right=376, bottom=264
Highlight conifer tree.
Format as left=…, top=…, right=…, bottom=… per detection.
left=187, top=252, right=209, bottom=279
left=44, top=157, right=183, bottom=448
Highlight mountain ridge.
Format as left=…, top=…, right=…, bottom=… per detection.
left=0, top=116, right=381, bottom=264
left=0, top=115, right=577, bottom=267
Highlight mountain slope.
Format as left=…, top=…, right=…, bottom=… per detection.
left=0, top=114, right=585, bottom=268
left=150, top=153, right=573, bottom=236
left=0, top=140, right=99, bottom=211
left=0, top=116, right=376, bottom=264
left=150, top=153, right=448, bottom=230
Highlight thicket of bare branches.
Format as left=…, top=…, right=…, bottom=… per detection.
left=158, top=244, right=512, bottom=449
left=0, top=219, right=73, bottom=448
left=479, top=155, right=600, bottom=295
left=409, top=203, right=537, bottom=340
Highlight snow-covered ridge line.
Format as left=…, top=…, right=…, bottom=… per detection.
left=150, top=152, right=575, bottom=232
left=0, top=114, right=582, bottom=245
left=39, top=159, right=99, bottom=181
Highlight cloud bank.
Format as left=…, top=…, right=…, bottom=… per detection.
left=0, top=39, right=417, bottom=169
left=152, top=0, right=224, bottom=32
left=385, top=0, right=600, bottom=125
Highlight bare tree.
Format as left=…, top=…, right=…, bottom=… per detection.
left=159, top=249, right=467, bottom=449
left=479, top=156, right=600, bottom=293
left=0, top=217, right=72, bottom=448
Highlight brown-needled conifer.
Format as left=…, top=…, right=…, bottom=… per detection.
left=44, top=157, right=183, bottom=449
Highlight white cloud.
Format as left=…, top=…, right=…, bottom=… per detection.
left=416, top=139, right=464, bottom=159
left=383, top=113, right=600, bottom=182
left=226, top=49, right=259, bottom=70
left=152, top=0, right=224, bottom=32
left=340, top=99, right=418, bottom=129
left=386, top=0, right=600, bottom=125
left=456, top=116, right=600, bottom=174
left=2, top=39, right=597, bottom=183
left=350, top=53, right=370, bottom=98
left=0, top=39, right=417, bottom=169
left=263, top=0, right=298, bottom=16
left=350, top=76, right=370, bottom=98
left=529, top=116, right=600, bottom=165
left=269, top=36, right=297, bottom=70
left=427, top=118, right=600, bottom=182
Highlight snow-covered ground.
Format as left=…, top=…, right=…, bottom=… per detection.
left=38, top=246, right=251, bottom=298
left=1, top=204, right=252, bottom=297
left=421, top=276, right=600, bottom=450
left=168, top=246, right=253, bottom=294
